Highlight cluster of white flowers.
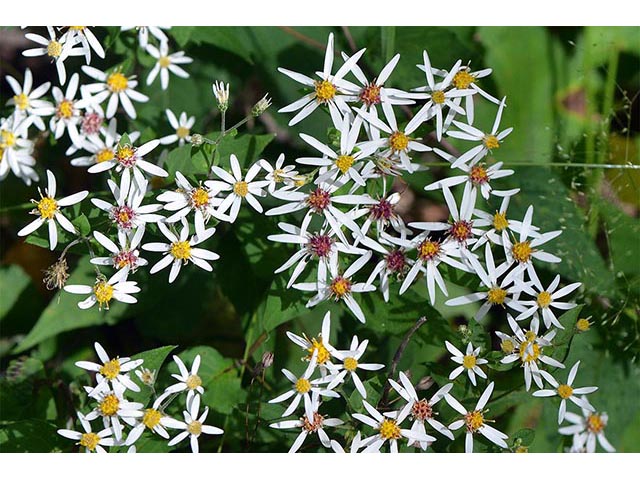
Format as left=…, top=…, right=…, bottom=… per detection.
left=57, top=342, right=222, bottom=453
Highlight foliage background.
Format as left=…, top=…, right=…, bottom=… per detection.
left=0, top=26, right=638, bottom=452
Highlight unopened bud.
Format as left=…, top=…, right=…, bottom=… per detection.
left=261, top=351, right=274, bottom=369
left=415, top=376, right=434, bottom=391
left=252, top=94, right=272, bottom=117
left=135, top=367, right=156, bottom=387
left=190, top=133, right=204, bottom=146
left=576, top=317, right=592, bottom=333
left=212, top=81, right=229, bottom=112
left=43, top=257, right=69, bottom=290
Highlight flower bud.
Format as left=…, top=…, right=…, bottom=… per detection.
left=251, top=94, right=272, bottom=117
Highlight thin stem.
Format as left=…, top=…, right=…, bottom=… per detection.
left=278, top=27, right=326, bottom=52
left=341, top=26, right=357, bottom=53
left=221, top=109, right=226, bottom=134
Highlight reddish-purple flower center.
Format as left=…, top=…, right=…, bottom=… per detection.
left=306, top=188, right=331, bottom=213
left=308, top=234, right=333, bottom=258
left=369, top=198, right=394, bottom=221
left=111, top=205, right=136, bottom=230
left=385, top=249, right=407, bottom=273
left=81, top=112, right=103, bottom=135
left=113, top=250, right=138, bottom=270
left=449, top=220, right=474, bottom=243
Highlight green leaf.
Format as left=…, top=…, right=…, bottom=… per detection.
left=72, top=214, right=91, bottom=237
left=13, top=258, right=129, bottom=354
left=259, top=276, right=308, bottom=333
left=0, top=264, right=31, bottom=321
left=0, top=357, right=51, bottom=422
left=0, top=420, right=67, bottom=452
left=186, top=27, right=254, bottom=64
left=512, top=428, right=536, bottom=447
left=127, top=345, right=176, bottom=406
left=216, top=132, right=275, bottom=169
left=584, top=27, right=640, bottom=67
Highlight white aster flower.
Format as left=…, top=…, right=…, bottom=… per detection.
left=278, top=32, right=365, bottom=126
left=388, top=372, right=454, bottom=450
left=91, top=227, right=148, bottom=273
left=64, top=267, right=140, bottom=311
left=353, top=399, right=433, bottom=453
left=558, top=405, right=615, bottom=453
left=57, top=412, right=116, bottom=453
left=17, top=170, right=88, bottom=250
left=84, top=384, right=144, bottom=441
left=446, top=382, right=509, bottom=453
left=23, top=26, right=86, bottom=85
left=259, top=154, right=299, bottom=193
left=0, top=115, right=39, bottom=185
left=286, top=311, right=336, bottom=370
left=206, top=155, right=270, bottom=223
left=5, top=67, right=53, bottom=131
left=135, top=367, right=156, bottom=387
left=142, top=218, right=219, bottom=283
left=146, top=42, right=193, bottom=90
left=61, top=26, right=105, bottom=64
left=326, top=336, right=384, bottom=399
left=75, top=341, right=143, bottom=396
left=121, top=26, right=170, bottom=49
left=49, top=73, right=92, bottom=147
left=364, top=238, right=413, bottom=303
left=212, top=80, right=230, bottom=111
left=163, top=355, right=205, bottom=406
left=471, top=193, right=535, bottom=251
left=330, top=431, right=365, bottom=453
left=445, top=341, right=488, bottom=387
left=125, top=393, right=175, bottom=446
left=270, top=392, right=344, bottom=453
left=351, top=192, right=410, bottom=240
left=71, top=118, right=140, bottom=169
left=164, top=394, right=223, bottom=453
left=533, top=361, right=598, bottom=424
left=293, top=251, right=376, bottom=324
left=159, top=109, right=195, bottom=146
left=81, top=65, right=149, bottom=119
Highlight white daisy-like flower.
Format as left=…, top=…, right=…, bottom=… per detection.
left=163, top=355, right=204, bottom=406
left=64, top=267, right=140, bottom=311
left=121, top=26, right=170, bottom=49
left=355, top=102, right=431, bottom=174
left=364, top=238, right=413, bottom=303
left=146, top=42, right=193, bottom=90
left=445, top=242, right=524, bottom=322
left=533, top=361, right=598, bottom=424
left=270, top=392, right=344, bottom=453
left=157, top=171, right=229, bottom=236
left=286, top=311, right=336, bottom=370
left=5, top=68, right=53, bottom=131
left=17, top=170, right=88, bottom=250
left=558, top=404, right=615, bottom=453
left=325, top=336, right=384, bottom=399
left=297, top=114, right=377, bottom=187
left=90, top=227, right=148, bottom=273
left=0, top=115, right=39, bottom=185
left=353, top=399, right=433, bottom=453
left=60, top=26, right=105, bottom=64
left=142, top=218, right=219, bottom=283
left=87, top=138, right=167, bottom=191
left=57, top=412, right=116, bottom=453
left=205, top=155, right=270, bottom=223
left=499, top=314, right=565, bottom=391
left=22, top=26, right=86, bottom=85
left=388, top=372, right=454, bottom=450
left=159, top=109, right=195, bottom=146
left=81, top=65, right=149, bottom=119
left=446, top=98, right=513, bottom=168
left=71, top=119, right=140, bottom=169
left=330, top=431, right=365, bottom=453
left=514, top=264, right=581, bottom=330
left=278, top=32, right=365, bottom=126
left=445, top=341, right=488, bottom=387
left=259, top=154, right=299, bottom=193
left=125, top=393, right=175, bottom=446
left=91, top=175, right=164, bottom=233
left=269, top=351, right=339, bottom=417
left=293, top=251, right=376, bottom=324
left=163, top=394, right=223, bottom=453
left=351, top=192, right=410, bottom=240
left=84, top=384, right=144, bottom=441
left=75, top=341, right=143, bottom=396
left=49, top=73, right=92, bottom=147
left=446, top=382, right=509, bottom=453
left=135, top=367, right=156, bottom=387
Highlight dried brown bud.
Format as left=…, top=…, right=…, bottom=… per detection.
left=43, top=257, right=69, bottom=290
left=261, top=351, right=274, bottom=369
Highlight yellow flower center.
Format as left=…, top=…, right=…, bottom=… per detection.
left=500, top=339, right=515, bottom=354
left=158, top=56, right=171, bottom=68
left=512, top=241, right=532, bottom=264
left=57, top=99, right=74, bottom=119
left=170, top=241, right=192, bottom=260
left=307, top=338, right=330, bottom=365
left=1, top=130, right=16, bottom=148
left=465, top=410, right=484, bottom=432
left=99, top=359, right=121, bottom=380
left=186, top=374, right=202, bottom=390
left=515, top=446, right=529, bottom=453
left=314, top=80, right=337, bottom=102
left=96, top=148, right=115, bottom=163
left=557, top=384, right=573, bottom=399
left=99, top=394, right=120, bottom=416
left=187, top=421, right=202, bottom=436
left=47, top=40, right=63, bottom=58
left=453, top=70, right=475, bottom=89
left=469, top=165, right=489, bottom=185
left=191, top=188, right=210, bottom=208
left=142, top=409, right=162, bottom=429
left=116, top=144, right=136, bottom=165
left=493, top=211, right=509, bottom=231
left=519, top=341, right=541, bottom=363
left=431, top=90, right=446, bottom=104
left=107, top=72, right=129, bottom=93
left=295, top=378, right=311, bottom=394
left=335, top=154, right=355, bottom=174
left=343, top=357, right=358, bottom=372
left=487, top=287, right=507, bottom=305
left=388, top=131, right=409, bottom=152
left=379, top=419, right=401, bottom=440
left=272, top=168, right=286, bottom=183
left=483, top=135, right=500, bottom=150
left=418, top=239, right=441, bottom=261
left=176, top=126, right=190, bottom=139
left=37, top=197, right=58, bottom=219
left=537, top=291, right=552, bottom=308
left=13, top=93, right=30, bottom=110
left=293, top=175, right=307, bottom=187
left=330, top=276, right=352, bottom=299
left=587, top=414, right=605, bottom=434
left=93, top=281, right=114, bottom=309
left=525, top=330, right=537, bottom=342
left=576, top=318, right=591, bottom=332
left=233, top=180, right=248, bottom=197
left=69, top=26, right=85, bottom=31
left=462, top=354, right=477, bottom=369
left=79, top=432, right=100, bottom=451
